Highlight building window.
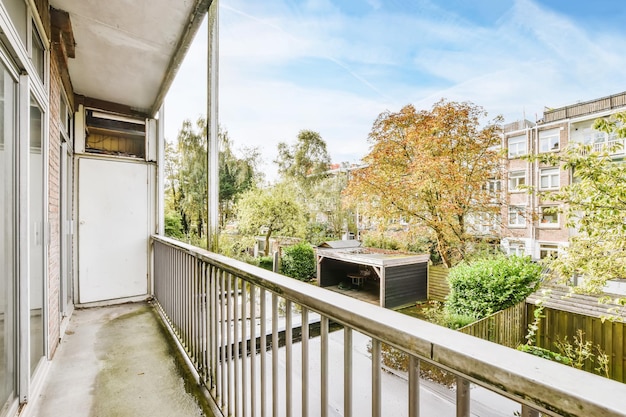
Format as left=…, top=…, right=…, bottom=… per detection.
left=31, top=25, right=45, bottom=82
left=485, top=178, right=501, bottom=194
left=85, top=110, right=146, bottom=158
left=540, top=244, right=559, bottom=259
left=539, top=167, right=560, bottom=190
left=508, top=206, right=525, bottom=227
left=539, top=128, right=560, bottom=153
left=508, top=170, right=526, bottom=192
left=539, top=206, right=559, bottom=226
left=509, top=241, right=525, bottom=256
left=508, top=135, right=526, bottom=158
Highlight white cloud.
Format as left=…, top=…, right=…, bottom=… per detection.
left=165, top=0, right=626, bottom=183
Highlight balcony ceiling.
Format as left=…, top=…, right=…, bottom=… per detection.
left=49, top=0, right=210, bottom=116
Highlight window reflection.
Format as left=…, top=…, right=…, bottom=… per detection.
left=29, top=98, right=44, bottom=374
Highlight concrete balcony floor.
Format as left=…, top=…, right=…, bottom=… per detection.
left=26, top=302, right=213, bottom=417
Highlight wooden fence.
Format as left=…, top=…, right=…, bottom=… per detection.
left=527, top=304, right=626, bottom=383
left=427, top=265, right=450, bottom=301
left=459, top=301, right=527, bottom=349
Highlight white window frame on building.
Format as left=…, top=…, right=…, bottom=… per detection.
left=539, top=128, right=560, bottom=153
left=485, top=178, right=501, bottom=194
left=508, top=206, right=526, bottom=227
left=508, top=170, right=526, bottom=192
left=539, top=205, right=559, bottom=227
left=508, top=241, right=526, bottom=256
left=507, top=135, right=527, bottom=158
left=539, top=167, right=560, bottom=190
left=539, top=243, right=560, bottom=260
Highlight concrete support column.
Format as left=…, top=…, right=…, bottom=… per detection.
left=207, top=0, right=219, bottom=252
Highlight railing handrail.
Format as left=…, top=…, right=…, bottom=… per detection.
left=152, top=234, right=626, bottom=417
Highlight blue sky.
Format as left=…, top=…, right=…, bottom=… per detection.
left=165, top=0, right=626, bottom=181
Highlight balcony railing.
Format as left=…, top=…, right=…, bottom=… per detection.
left=593, top=138, right=625, bottom=155
left=151, top=235, right=626, bottom=417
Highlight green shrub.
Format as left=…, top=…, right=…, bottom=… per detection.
left=363, top=234, right=400, bottom=250
left=421, top=301, right=477, bottom=329
left=258, top=256, right=273, bottom=271
left=164, top=212, right=184, bottom=239
left=446, top=255, right=542, bottom=319
left=280, top=242, right=316, bottom=281
left=518, top=344, right=571, bottom=365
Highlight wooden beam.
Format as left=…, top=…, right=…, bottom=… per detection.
left=50, top=8, right=75, bottom=58
left=50, top=7, right=75, bottom=110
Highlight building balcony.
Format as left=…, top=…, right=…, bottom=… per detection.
left=31, top=236, right=626, bottom=417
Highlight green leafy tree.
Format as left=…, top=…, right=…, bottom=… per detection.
left=177, top=118, right=208, bottom=240
left=219, top=133, right=262, bottom=227
left=236, top=184, right=305, bottom=255
left=533, top=112, right=626, bottom=293
left=446, top=255, right=542, bottom=319
left=275, top=130, right=352, bottom=240
left=275, top=129, right=331, bottom=188
left=164, top=118, right=261, bottom=245
left=281, top=242, right=316, bottom=281
left=344, top=100, right=504, bottom=267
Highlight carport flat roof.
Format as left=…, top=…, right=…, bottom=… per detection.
left=317, top=247, right=429, bottom=267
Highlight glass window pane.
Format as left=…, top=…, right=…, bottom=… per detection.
left=0, top=63, right=17, bottom=406
left=29, top=98, right=44, bottom=374
left=31, top=26, right=45, bottom=83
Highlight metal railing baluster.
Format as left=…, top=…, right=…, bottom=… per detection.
left=234, top=277, right=241, bottom=417
left=321, top=317, right=328, bottom=417
left=250, top=284, right=257, bottom=417
left=301, top=307, right=309, bottom=417
left=456, top=376, right=470, bottom=417
left=408, top=356, right=420, bottom=417
left=371, top=339, right=381, bottom=417
left=285, top=300, right=292, bottom=417
left=271, top=294, right=279, bottom=417
left=242, top=280, right=249, bottom=417
left=344, top=327, right=352, bottom=417
left=259, top=287, right=267, bottom=417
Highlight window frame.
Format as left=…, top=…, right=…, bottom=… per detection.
left=508, top=206, right=526, bottom=227
left=508, top=241, right=526, bottom=256
left=539, top=205, right=559, bottom=227
left=539, top=167, right=560, bottom=190
left=539, top=129, right=560, bottom=153
left=507, top=135, right=527, bottom=158
left=508, top=170, right=526, bottom=192
left=539, top=243, right=559, bottom=260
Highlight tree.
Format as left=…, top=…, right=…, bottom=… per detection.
left=533, top=112, right=626, bottom=293
left=164, top=118, right=261, bottom=245
left=344, top=100, right=503, bottom=267
left=275, top=129, right=331, bottom=188
left=219, top=132, right=262, bottom=227
left=235, top=184, right=305, bottom=255
left=177, top=118, right=208, bottom=240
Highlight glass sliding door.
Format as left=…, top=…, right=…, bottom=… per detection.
left=0, top=61, right=17, bottom=411
left=28, top=98, right=44, bottom=375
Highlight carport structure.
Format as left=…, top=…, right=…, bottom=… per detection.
left=316, top=242, right=430, bottom=309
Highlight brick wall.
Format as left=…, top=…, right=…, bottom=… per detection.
left=47, top=49, right=61, bottom=358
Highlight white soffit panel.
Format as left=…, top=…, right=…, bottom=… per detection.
left=49, top=0, right=202, bottom=113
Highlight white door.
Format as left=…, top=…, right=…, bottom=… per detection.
left=78, top=157, right=149, bottom=303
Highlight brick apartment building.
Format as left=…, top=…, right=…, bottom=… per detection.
left=500, top=92, right=626, bottom=260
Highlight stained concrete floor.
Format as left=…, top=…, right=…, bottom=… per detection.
left=26, top=302, right=214, bottom=417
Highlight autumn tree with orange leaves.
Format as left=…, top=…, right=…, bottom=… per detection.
left=344, top=100, right=503, bottom=267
